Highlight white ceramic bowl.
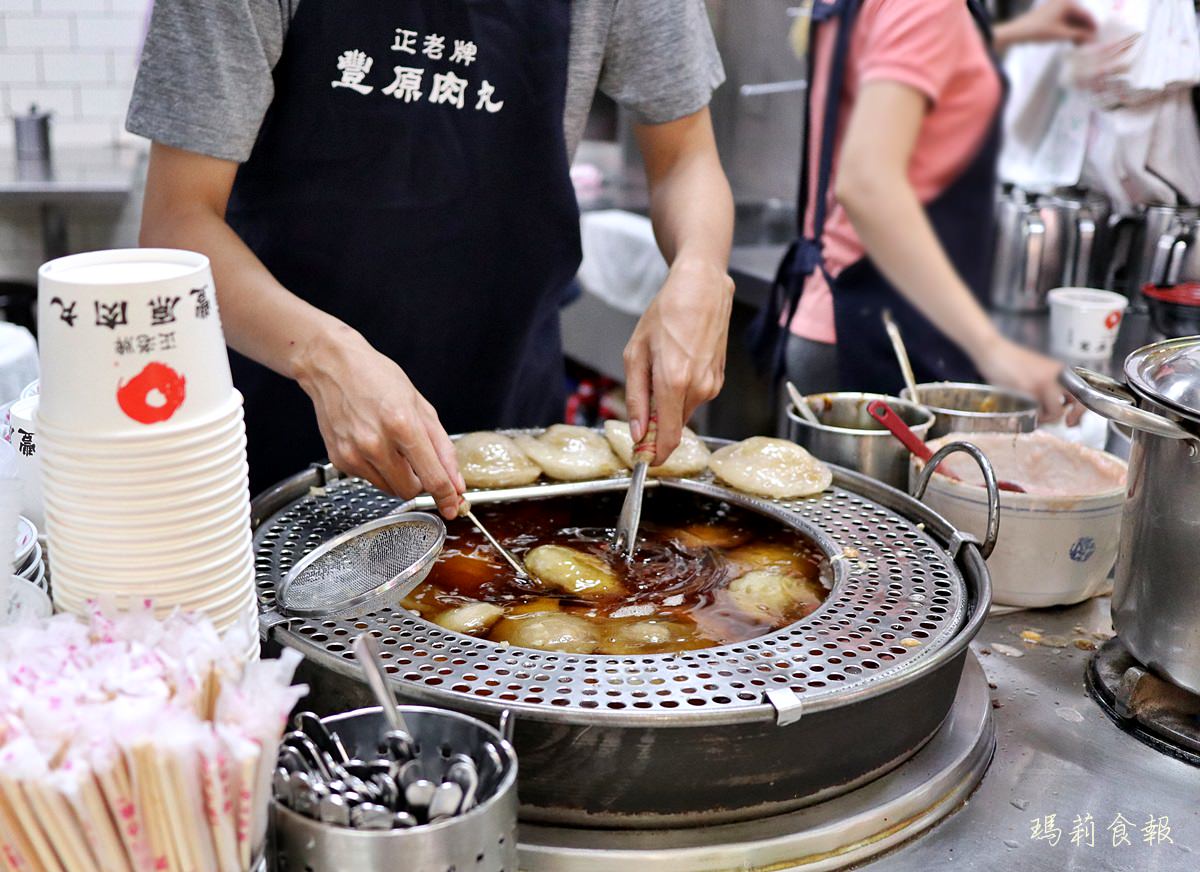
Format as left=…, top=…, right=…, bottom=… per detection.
left=37, top=249, right=233, bottom=433
left=913, top=434, right=1127, bottom=608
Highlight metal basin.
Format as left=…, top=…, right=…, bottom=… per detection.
left=901, top=382, right=1038, bottom=439
left=786, top=392, right=933, bottom=489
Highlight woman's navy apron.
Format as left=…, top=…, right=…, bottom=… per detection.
left=225, top=0, right=581, bottom=493
left=750, top=0, right=1004, bottom=394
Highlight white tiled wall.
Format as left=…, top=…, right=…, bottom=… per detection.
left=0, top=0, right=150, bottom=281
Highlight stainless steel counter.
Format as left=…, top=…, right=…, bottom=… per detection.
left=0, top=146, right=142, bottom=261
left=0, top=146, right=141, bottom=203
left=727, top=242, right=1163, bottom=365
left=877, top=598, right=1198, bottom=871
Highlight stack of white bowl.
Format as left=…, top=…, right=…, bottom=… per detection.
left=5, top=395, right=45, bottom=529
left=36, top=249, right=256, bottom=656
left=12, top=514, right=45, bottom=592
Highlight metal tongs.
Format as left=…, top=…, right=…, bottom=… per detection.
left=613, top=415, right=657, bottom=558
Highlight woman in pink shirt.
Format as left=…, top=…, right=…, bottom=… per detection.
left=753, top=0, right=1094, bottom=419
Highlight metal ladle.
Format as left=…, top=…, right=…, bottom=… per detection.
left=882, top=309, right=920, bottom=404
left=785, top=381, right=821, bottom=426
left=613, top=413, right=658, bottom=558
left=354, top=634, right=414, bottom=736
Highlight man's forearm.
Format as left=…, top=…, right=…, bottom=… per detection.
left=139, top=197, right=360, bottom=387
left=634, top=109, right=733, bottom=276
left=645, top=146, right=734, bottom=275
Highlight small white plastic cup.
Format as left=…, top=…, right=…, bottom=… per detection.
left=37, top=249, right=232, bottom=433
left=1048, top=288, right=1129, bottom=362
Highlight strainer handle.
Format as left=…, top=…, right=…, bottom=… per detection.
left=912, top=441, right=1000, bottom=560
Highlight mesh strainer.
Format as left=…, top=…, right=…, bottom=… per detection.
left=277, top=512, right=445, bottom=619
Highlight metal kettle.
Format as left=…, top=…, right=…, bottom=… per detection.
left=1038, top=192, right=1106, bottom=288
left=991, top=187, right=1111, bottom=312
left=1104, top=204, right=1200, bottom=302
left=1148, top=213, right=1200, bottom=288
left=991, top=189, right=1046, bottom=311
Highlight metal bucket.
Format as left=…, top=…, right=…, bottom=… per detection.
left=900, top=382, right=1038, bottom=439
left=785, top=392, right=933, bottom=489
left=270, top=706, right=518, bottom=872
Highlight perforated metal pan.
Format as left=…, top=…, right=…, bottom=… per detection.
left=252, top=446, right=993, bottom=828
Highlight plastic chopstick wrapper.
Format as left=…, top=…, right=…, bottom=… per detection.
left=0, top=604, right=308, bottom=872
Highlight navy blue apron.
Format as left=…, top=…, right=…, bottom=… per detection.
left=225, top=0, right=580, bottom=494
left=750, top=0, right=1004, bottom=394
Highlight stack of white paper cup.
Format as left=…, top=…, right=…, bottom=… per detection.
left=36, top=249, right=256, bottom=645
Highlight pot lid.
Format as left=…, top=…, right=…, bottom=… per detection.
left=1125, top=336, right=1200, bottom=419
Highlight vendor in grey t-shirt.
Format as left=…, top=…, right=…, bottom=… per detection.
left=127, top=0, right=734, bottom=513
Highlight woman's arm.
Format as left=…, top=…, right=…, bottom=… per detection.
left=833, top=80, right=1075, bottom=420
left=624, top=107, right=735, bottom=463
left=140, top=143, right=464, bottom=515
left=993, top=0, right=1096, bottom=54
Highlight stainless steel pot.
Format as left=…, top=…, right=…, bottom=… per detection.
left=1061, top=337, right=1200, bottom=694
left=785, top=392, right=934, bottom=490
left=900, top=382, right=1038, bottom=439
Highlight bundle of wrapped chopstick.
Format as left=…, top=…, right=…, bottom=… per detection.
left=0, top=605, right=307, bottom=872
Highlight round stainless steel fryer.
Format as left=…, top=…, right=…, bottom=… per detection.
left=253, top=449, right=991, bottom=828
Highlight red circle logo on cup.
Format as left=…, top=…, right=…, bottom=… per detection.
left=1105, top=310, right=1123, bottom=330
left=117, top=361, right=187, bottom=424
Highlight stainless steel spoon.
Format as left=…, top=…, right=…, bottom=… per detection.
left=428, top=781, right=465, bottom=820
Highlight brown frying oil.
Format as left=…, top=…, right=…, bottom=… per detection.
left=403, top=491, right=829, bottom=654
